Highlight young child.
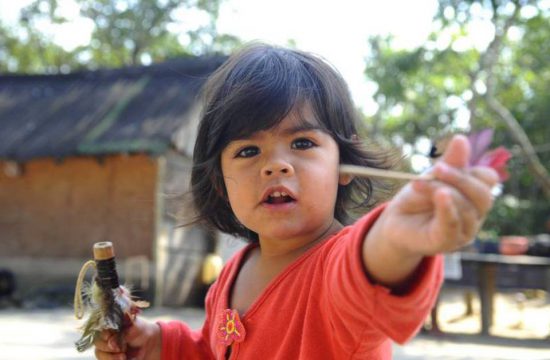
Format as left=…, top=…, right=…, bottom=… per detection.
left=93, top=43, right=498, bottom=359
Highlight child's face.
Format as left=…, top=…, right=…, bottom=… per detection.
left=220, top=104, right=350, bottom=244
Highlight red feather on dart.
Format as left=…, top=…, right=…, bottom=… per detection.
left=467, top=129, right=512, bottom=181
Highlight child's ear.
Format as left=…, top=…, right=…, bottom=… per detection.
left=338, top=134, right=359, bottom=186
left=338, top=172, right=353, bottom=186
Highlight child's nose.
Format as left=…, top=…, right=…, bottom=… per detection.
left=262, top=159, right=295, bottom=177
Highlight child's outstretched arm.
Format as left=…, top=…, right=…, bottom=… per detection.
left=362, top=135, right=499, bottom=292
left=93, top=317, right=161, bottom=360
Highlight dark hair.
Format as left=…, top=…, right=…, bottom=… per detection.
left=186, top=43, right=396, bottom=242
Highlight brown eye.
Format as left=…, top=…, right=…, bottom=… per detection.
left=291, top=138, right=315, bottom=150
left=236, top=146, right=259, bottom=158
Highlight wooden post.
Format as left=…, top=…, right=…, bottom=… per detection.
left=154, top=155, right=167, bottom=307
left=478, top=263, right=496, bottom=335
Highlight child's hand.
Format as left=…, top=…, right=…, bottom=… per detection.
left=363, top=135, right=499, bottom=288
left=391, top=134, right=498, bottom=254
left=94, top=317, right=161, bottom=360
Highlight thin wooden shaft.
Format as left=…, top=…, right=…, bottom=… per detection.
left=339, top=164, right=434, bottom=181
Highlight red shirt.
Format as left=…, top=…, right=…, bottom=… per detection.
left=159, top=206, right=443, bottom=359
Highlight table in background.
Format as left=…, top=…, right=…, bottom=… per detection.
left=444, top=252, right=550, bottom=336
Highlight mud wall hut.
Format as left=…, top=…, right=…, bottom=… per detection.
left=0, top=56, right=226, bottom=306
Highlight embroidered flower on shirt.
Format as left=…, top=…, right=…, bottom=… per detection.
left=218, top=309, right=246, bottom=346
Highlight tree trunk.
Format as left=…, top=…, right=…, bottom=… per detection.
left=486, top=95, right=550, bottom=199
left=476, top=1, right=550, bottom=199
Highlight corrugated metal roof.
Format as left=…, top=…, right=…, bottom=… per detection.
left=0, top=56, right=225, bottom=161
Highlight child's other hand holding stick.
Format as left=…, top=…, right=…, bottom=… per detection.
left=93, top=318, right=161, bottom=360
left=361, top=135, right=499, bottom=291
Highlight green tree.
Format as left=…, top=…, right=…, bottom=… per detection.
left=0, top=18, right=81, bottom=73
left=1, top=0, right=240, bottom=73
left=365, top=0, right=550, bottom=235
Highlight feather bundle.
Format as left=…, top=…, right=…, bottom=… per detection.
left=74, top=242, right=149, bottom=353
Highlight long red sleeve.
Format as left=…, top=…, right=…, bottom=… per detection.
left=159, top=205, right=444, bottom=359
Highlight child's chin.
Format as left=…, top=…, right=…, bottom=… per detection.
left=258, top=224, right=314, bottom=242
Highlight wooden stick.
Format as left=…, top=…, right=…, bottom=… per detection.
left=93, top=241, right=115, bottom=261
left=340, top=164, right=434, bottom=181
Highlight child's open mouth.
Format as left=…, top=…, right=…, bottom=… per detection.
left=265, top=191, right=295, bottom=204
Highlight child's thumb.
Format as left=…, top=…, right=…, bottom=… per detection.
left=124, top=317, right=149, bottom=347
left=123, top=317, right=161, bottom=359
left=440, top=135, right=470, bottom=168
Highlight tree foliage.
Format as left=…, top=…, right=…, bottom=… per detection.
left=364, top=0, right=550, bottom=236
left=0, top=17, right=80, bottom=73
left=0, top=0, right=241, bottom=73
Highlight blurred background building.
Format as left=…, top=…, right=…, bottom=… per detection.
left=0, top=56, right=227, bottom=307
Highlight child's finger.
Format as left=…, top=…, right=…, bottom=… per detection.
left=94, top=330, right=122, bottom=353
left=415, top=177, right=484, bottom=241
left=432, top=188, right=463, bottom=249
left=94, top=347, right=126, bottom=360
left=94, top=330, right=127, bottom=360
left=437, top=187, right=483, bottom=246
left=470, top=166, right=499, bottom=188
left=439, top=135, right=470, bottom=169
left=433, top=164, right=494, bottom=216
left=124, top=319, right=144, bottom=343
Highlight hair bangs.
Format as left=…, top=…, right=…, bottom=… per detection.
left=216, top=47, right=321, bottom=148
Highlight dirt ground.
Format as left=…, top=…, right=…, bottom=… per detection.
left=431, top=286, right=550, bottom=339
left=0, top=287, right=549, bottom=359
